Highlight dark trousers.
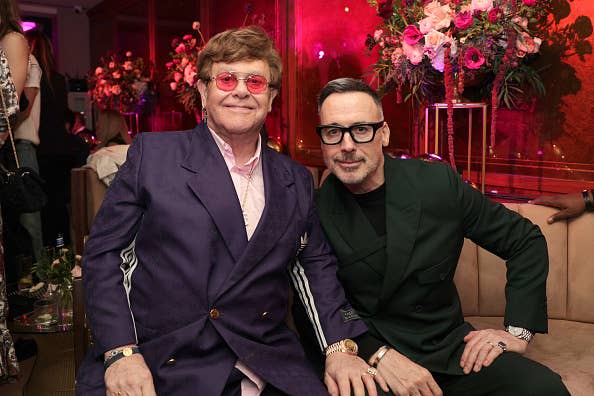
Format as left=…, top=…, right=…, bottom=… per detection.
left=372, top=352, right=569, bottom=396
left=222, top=367, right=288, bottom=396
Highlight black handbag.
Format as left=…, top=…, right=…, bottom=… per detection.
left=0, top=58, right=47, bottom=214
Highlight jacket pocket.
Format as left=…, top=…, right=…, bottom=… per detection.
left=416, top=256, right=454, bottom=285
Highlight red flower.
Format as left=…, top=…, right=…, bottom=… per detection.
left=522, top=0, right=537, bottom=5
left=403, top=25, right=423, bottom=45
left=454, top=12, right=473, bottom=30
left=183, top=34, right=193, bottom=41
left=488, top=7, right=501, bottom=23
left=464, top=47, right=485, bottom=69
left=378, top=0, right=393, bottom=19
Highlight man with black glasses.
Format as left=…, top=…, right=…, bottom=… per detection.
left=294, top=78, right=569, bottom=395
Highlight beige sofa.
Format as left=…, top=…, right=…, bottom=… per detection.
left=455, top=203, right=594, bottom=395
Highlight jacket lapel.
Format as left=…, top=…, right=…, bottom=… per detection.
left=379, top=157, right=421, bottom=306
left=216, top=146, right=296, bottom=297
left=180, top=124, right=248, bottom=263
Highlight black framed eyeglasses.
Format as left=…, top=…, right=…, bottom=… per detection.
left=316, top=121, right=385, bottom=145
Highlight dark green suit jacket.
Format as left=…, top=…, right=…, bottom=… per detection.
left=309, top=156, right=548, bottom=375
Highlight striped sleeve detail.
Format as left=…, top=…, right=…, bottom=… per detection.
left=119, top=238, right=139, bottom=343
left=290, top=258, right=328, bottom=351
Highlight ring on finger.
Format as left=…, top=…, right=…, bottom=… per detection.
left=366, top=366, right=378, bottom=377
left=497, top=341, right=507, bottom=352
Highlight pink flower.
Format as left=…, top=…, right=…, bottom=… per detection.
left=402, top=42, right=424, bottom=65
left=464, top=47, right=485, bottom=69
left=165, top=61, right=174, bottom=69
left=94, top=67, right=103, bottom=75
left=169, top=82, right=178, bottom=91
left=181, top=57, right=189, bottom=68
left=419, top=16, right=435, bottom=34
left=110, top=85, right=121, bottom=95
left=487, top=7, right=501, bottom=23
left=374, top=29, right=384, bottom=42
left=454, top=12, right=473, bottom=30
left=125, top=51, right=132, bottom=57
left=403, top=25, right=423, bottom=45
left=183, top=34, right=193, bottom=41
left=112, top=71, right=121, bottom=79
left=512, top=16, right=529, bottom=29
left=470, top=0, right=493, bottom=12
left=124, top=61, right=133, bottom=71
left=390, top=48, right=403, bottom=65
left=522, top=0, right=537, bottom=5
left=175, top=43, right=186, bottom=54
left=108, top=61, right=116, bottom=69
left=183, top=64, right=197, bottom=85
left=424, top=1, right=452, bottom=30
left=192, top=21, right=201, bottom=31
left=171, top=38, right=179, bottom=48
left=516, top=32, right=542, bottom=54
left=174, top=72, right=183, bottom=82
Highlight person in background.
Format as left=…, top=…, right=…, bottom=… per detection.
left=85, top=110, right=130, bottom=186
left=65, top=109, right=96, bottom=151
left=26, top=29, right=88, bottom=246
left=76, top=27, right=381, bottom=396
left=530, top=189, right=594, bottom=223
left=294, top=78, right=569, bottom=396
left=12, top=51, right=43, bottom=263
left=0, top=0, right=28, bottom=383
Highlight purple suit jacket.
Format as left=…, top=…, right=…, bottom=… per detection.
left=75, top=123, right=366, bottom=395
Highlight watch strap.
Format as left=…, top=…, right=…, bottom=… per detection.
left=104, top=346, right=140, bottom=370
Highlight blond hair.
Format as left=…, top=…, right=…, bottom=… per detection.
left=197, top=26, right=282, bottom=89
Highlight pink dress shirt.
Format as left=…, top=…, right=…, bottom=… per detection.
left=210, top=129, right=266, bottom=395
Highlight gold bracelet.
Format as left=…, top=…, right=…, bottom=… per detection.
left=370, top=345, right=391, bottom=368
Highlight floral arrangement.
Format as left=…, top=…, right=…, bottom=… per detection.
left=88, top=51, right=153, bottom=112
left=367, top=0, right=549, bottom=166
left=165, top=21, right=206, bottom=114
left=31, top=246, right=80, bottom=290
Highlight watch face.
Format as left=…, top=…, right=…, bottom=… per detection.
left=122, top=347, right=133, bottom=357
left=343, top=339, right=358, bottom=353
left=507, top=326, right=523, bottom=336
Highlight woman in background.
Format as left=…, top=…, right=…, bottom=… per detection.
left=86, top=110, right=131, bottom=186
left=26, top=29, right=88, bottom=247
left=0, top=0, right=28, bottom=383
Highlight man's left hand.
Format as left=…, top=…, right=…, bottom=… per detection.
left=460, top=329, right=528, bottom=374
left=324, top=352, right=389, bottom=396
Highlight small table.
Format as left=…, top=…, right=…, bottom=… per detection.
left=424, top=102, right=488, bottom=192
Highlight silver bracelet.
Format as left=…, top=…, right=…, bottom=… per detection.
left=370, top=345, right=391, bottom=368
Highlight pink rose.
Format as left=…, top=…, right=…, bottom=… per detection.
left=402, top=42, right=424, bottom=65
left=183, top=64, right=197, bottom=85
left=108, top=61, right=116, bottom=69
left=516, top=32, right=541, bottom=54
left=522, top=0, right=536, bottom=5
left=110, top=85, right=121, bottom=95
left=112, top=71, right=121, bottom=79
left=181, top=57, right=189, bottom=68
left=470, top=0, right=493, bottom=12
left=174, top=72, right=183, bottom=82
left=165, top=61, right=174, bottom=69
left=175, top=43, right=186, bottom=54
left=169, top=82, right=178, bottom=91
left=464, top=47, right=485, bottom=69
left=454, top=12, right=473, bottom=30
left=403, top=25, right=423, bottom=45
left=424, top=1, right=452, bottom=31
left=419, top=16, right=435, bottom=34
left=125, top=51, right=132, bottom=57
left=94, top=67, right=103, bottom=75
left=171, top=38, right=179, bottom=48
left=124, top=61, right=133, bottom=71
left=183, top=34, right=193, bottom=41
left=487, top=7, right=501, bottom=23
left=374, top=29, right=383, bottom=42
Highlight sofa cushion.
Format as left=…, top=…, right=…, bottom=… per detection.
left=467, top=316, right=594, bottom=396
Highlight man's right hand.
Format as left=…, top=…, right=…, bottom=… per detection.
left=104, top=353, right=157, bottom=396
left=375, top=348, right=443, bottom=396
left=529, top=193, right=586, bottom=223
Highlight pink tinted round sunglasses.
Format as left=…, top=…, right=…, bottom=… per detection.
left=211, top=71, right=271, bottom=94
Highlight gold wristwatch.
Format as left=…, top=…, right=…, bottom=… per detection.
left=325, top=339, right=358, bottom=356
